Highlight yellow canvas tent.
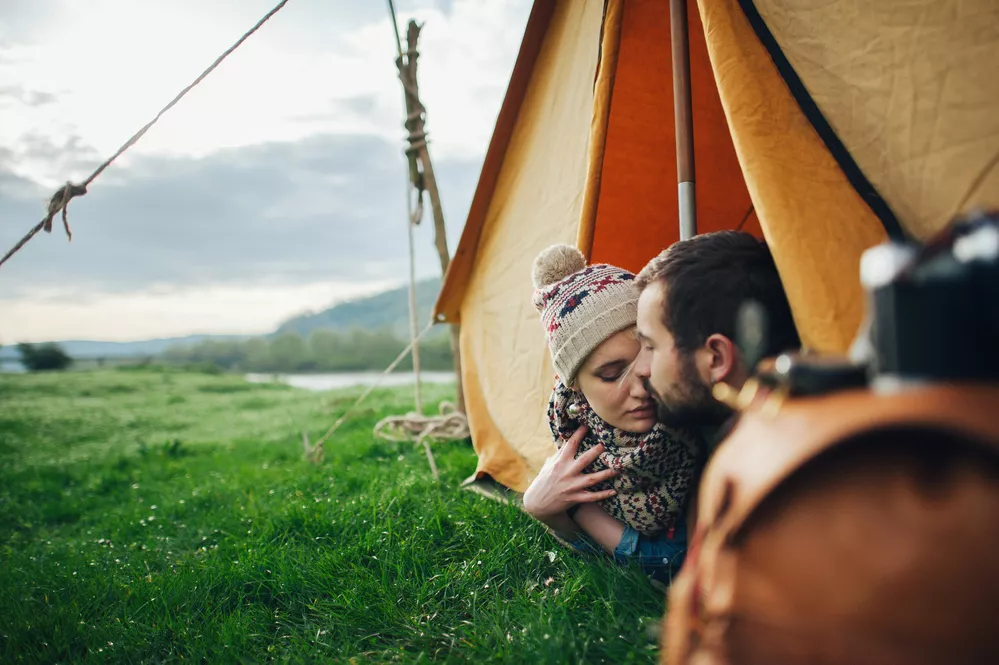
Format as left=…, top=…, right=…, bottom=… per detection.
left=435, top=0, right=999, bottom=493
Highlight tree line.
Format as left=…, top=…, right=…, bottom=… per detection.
left=7, top=329, right=453, bottom=374
left=160, top=329, right=454, bottom=373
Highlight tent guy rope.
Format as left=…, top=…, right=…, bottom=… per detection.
left=302, top=319, right=436, bottom=465
left=0, top=0, right=291, bottom=269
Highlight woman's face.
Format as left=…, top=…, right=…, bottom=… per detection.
left=575, top=328, right=657, bottom=434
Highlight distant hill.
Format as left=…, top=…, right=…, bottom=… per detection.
left=274, top=277, right=445, bottom=339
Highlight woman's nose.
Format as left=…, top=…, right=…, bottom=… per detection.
left=627, top=373, right=649, bottom=399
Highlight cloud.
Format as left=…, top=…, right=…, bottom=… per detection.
left=434, top=0, right=455, bottom=17
left=0, top=0, right=531, bottom=184
left=0, top=84, right=56, bottom=107
left=0, top=129, right=481, bottom=299
left=0, top=1, right=67, bottom=41
left=0, top=278, right=399, bottom=342
left=0, top=159, right=44, bottom=200
left=5, top=131, right=102, bottom=183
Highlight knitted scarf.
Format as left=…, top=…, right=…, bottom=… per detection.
left=547, top=379, right=703, bottom=536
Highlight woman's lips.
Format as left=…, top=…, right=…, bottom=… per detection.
left=628, top=405, right=655, bottom=419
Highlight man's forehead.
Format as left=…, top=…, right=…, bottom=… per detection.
left=640, top=280, right=667, bottom=303
left=637, top=281, right=668, bottom=319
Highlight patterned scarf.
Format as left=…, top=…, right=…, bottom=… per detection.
left=547, top=379, right=704, bottom=536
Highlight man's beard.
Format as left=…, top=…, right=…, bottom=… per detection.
left=643, top=353, right=732, bottom=428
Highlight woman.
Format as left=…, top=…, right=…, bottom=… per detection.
left=522, top=244, right=703, bottom=583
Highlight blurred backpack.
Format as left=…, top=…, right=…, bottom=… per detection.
left=662, top=211, right=999, bottom=665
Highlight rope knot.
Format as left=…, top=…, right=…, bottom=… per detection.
left=43, top=181, right=88, bottom=241
left=373, top=401, right=470, bottom=446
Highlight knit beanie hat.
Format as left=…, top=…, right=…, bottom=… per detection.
left=531, top=244, right=639, bottom=385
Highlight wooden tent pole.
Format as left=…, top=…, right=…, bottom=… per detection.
left=670, top=0, right=697, bottom=240
left=393, top=16, right=466, bottom=414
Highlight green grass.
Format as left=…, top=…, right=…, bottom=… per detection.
left=0, top=369, right=666, bottom=663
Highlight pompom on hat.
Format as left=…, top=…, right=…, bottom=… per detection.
left=531, top=243, right=639, bottom=384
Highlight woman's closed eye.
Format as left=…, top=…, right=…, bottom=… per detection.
left=594, top=361, right=627, bottom=383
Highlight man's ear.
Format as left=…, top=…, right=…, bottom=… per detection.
left=703, top=333, right=742, bottom=385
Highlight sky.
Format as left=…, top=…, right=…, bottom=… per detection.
left=0, top=0, right=532, bottom=342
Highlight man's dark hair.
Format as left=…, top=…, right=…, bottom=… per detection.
left=636, top=230, right=800, bottom=355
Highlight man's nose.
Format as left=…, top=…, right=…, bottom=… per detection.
left=633, top=349, right=651, bottom=378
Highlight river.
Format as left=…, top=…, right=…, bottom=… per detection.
left=244, top=371, right=455, bottom=391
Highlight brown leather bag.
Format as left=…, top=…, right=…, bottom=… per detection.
left=662, top=382, right=999, bottom=665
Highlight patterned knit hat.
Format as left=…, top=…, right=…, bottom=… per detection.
left=531, top=244, right=639, bottom=384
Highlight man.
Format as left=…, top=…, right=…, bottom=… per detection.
left=633, top=230, right=800, bottom=446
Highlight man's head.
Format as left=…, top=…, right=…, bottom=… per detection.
left=633, top=230, right=800, bottom=428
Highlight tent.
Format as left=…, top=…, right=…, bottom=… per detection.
left=434, top=0, right=999, bottom=493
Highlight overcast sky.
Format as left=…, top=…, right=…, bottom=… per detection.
left=0, top=0, right=531, bottom=342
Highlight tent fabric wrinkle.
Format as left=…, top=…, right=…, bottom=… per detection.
left=749, top=0, right=999, bottom=240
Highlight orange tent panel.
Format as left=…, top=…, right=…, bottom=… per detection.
left=584, top=0, right=757, bottom=275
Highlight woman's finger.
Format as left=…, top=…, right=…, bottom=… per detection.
left=570, top=441, right=605, bottom=472
left=571, top=488, right=617, bottom=503
left=559, top=425, right=588, bottom=457
left=575, top=467, right=618, bottom=487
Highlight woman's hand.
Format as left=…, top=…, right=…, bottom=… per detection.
left=522, top=425, right=619, bottom=521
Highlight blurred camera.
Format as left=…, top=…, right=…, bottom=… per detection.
left=750, top=209, right=999, bottom=396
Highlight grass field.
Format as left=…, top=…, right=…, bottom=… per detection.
left=0, top=369, right=666, bottom=663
